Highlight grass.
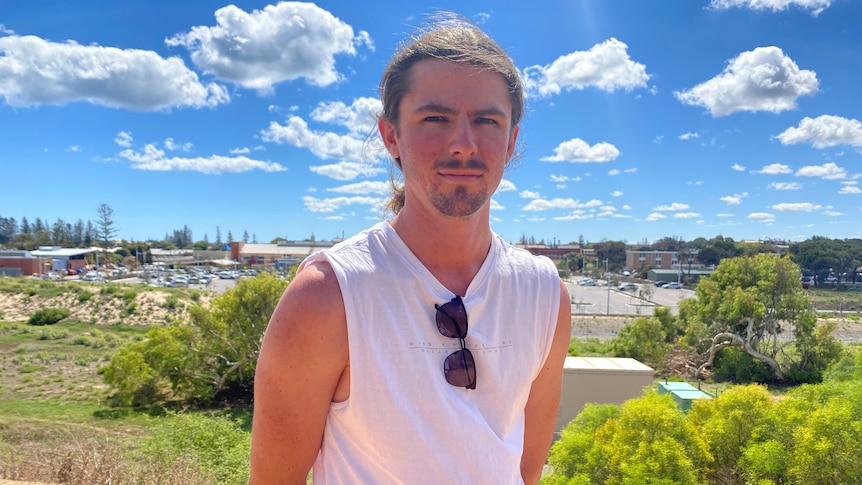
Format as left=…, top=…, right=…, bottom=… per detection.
left=806, top=286, right=862, bottom=313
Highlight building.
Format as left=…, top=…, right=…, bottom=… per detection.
left=515, top=243, right=581, bottom=260
left=229, top=236, right=343, bottom=269
left=0, top=247, right=98, bottom=276
left=625, top=249, right=705, bottom=272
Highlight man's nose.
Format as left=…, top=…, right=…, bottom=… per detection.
left=449, top=118, right=478, bottom=158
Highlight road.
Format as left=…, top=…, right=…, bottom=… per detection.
left=565, top=280, right=695, bottom=317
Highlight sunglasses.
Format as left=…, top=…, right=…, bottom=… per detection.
left=434, top=296, right=477, bottom=390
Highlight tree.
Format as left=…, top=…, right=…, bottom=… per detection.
left=242, top=230, right=250, bottom=243
left=215, top=225, right=222, bottom=245
left=95, top=203, right=117, bottom=254
left=102, top=273, right=289, bottom=404
left=680, top=254, right=821, bottom=382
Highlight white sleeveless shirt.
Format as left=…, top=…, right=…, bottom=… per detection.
left=305, top=221, right=560, bottom=484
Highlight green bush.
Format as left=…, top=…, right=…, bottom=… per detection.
left=27, top=308, right=71, bottom=326
left=712, top=347, right=774, bottom=383
left=139, top=414, right=251, bottom=485
left=122, top=290, right=138, bottom=303
left=77, top=291, right=94, bottom=302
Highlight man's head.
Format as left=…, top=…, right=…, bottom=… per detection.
left=378, top=14, right=524, bottom=214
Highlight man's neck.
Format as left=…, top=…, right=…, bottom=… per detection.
left=389, top=206, right=492, bottom=296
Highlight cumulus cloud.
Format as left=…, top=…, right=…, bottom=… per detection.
left=768, top=181, right=802, bottom=190
left=522, top=198, right=602, bottom=212
left=522, top=38, right=649, bottom=97
left=653, top=202, right=690, bottom=211
left=496, top=179, right=517, bottom=193
left=114, top=132, right=133, bottom=148
left=166, top=2, right=372, bottom=91
left=839, top=185, right=862, bottom=194
left=732, top=163, right=746, bottom=171
left=262, top=116, right=368, bottom=162
left=611, top=190, right=623, bottom=197
left=757, top=163, right=792, bottom=174
left=772, top=202, right=823, bottom=211
left=679, top=132, right=700, bottom=140
left=674, top=212, right=701, bottom=219
left=520, top=190, right=542, bottom=199
left=709, top=0, right=833, bottom=16
left=749, top=212, right=775, bottom=223
left=775, top=115, right=862, bottom=149
left=540, top=138, right=620, bottom=162
left=302, top=195, right=384, bottom=213
left=0, top=35, right=228, bottom=110
left=674, top=46, right=818, bottom=117
left=646, top=212, right=667, bottom=221
left=119, top=144, right=284, bottom=174
left=721, top=192, right=749, bottom=205
left=308, top=161, right=385, bottom=181
left=795, top=162, right=846, bottom=179
left=310, top=97, right=381, bottom=135
left=326, top=180, right=389, bottom=195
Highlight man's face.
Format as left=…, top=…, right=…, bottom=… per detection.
left=379, top=58, right=519, bottom=218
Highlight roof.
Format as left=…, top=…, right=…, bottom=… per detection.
left=240, top=243, right=320, bottom=256
left=30, top=248, right=98, bottom=257
left=564, top=356, right=654, bottom=373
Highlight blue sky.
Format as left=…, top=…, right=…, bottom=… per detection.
left=2, top=0, right=861, bottom=246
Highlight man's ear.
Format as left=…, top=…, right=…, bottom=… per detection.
left=378, top=118, right=400, bottom=160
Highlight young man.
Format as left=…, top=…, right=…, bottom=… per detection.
left=250, top=16, right=571, bottom=485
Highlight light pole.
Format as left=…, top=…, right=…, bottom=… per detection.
left=605, top=258, right=610, bottom=315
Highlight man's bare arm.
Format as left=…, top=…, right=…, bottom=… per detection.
left=249, top=261, right=349, bottom=484
left=520, top=278, right=571, bottom=484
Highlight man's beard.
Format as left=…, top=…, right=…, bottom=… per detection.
left=429, top=185, right=487, bottom=217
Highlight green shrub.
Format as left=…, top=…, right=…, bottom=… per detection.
left=78, top=291, right=94, bottom=302
left=122, top=290, right=138, bottom=303
left=28, top=308, right=71, bottom=326
left=712, top=347, right=773, bottom=383
left=140, top=414, right=251, bottom=485
left=164, top=296, right=179, bottom=310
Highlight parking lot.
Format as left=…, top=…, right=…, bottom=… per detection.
left=565, top=279, right=695, bottom=317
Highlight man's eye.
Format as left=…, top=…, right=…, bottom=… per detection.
left=476, top=117, right=497, bottom=125
left=424, top=116, right=446, bottom=122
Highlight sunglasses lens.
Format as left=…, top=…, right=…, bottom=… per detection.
left=444, top=348, right=476, bottom=389
left=435, top=300, right=467, bottom=338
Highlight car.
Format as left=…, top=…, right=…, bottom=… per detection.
left=654, top=280, right=669, bottom=287
left=848, top=285, right=862, bottom=292
left=664, top=282, right=683, bottom=289
left=622, top=270, right=631, bottom=277
left=618, top=283, right=638, bottom=291
left=580, top=279, right=597, bottom=287
left=82, top=272, right=106, bottom=283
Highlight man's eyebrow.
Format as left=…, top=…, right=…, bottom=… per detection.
left=414, top=103, right=508, bottom=118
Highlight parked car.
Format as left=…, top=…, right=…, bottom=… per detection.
left=618, top=283, right=638, bottom=291
left=654, top=280, right=669, bottom=287
left=82, top=272, right=105, bottom=283
left=664, top=282, right=683, bottom=289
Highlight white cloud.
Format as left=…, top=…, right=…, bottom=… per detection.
left=823, top=210, right=844, bottom=216
left=327, top=181, right=389, bottom=195
left=709, top=0, right=833, bottom=16
left=721, top=192, right=749, bottom=205
left=757, top=163, right=792, bottom=174
left=674, top=212, right=701, bottom=219
left=674, top=46, right=818, bottom=117
left=679, top=132, right=700, bottom=140
left=262, top=116, right=368, bottom=162
left=522, top=38, right=649, bottom=97
left=611, top=190, right=623, bottom=197
left=164, top=138, right=193, bottom=152
left=646, top=212, right=667, bottom=221
left=839, top=185, right=862, bottom=194
left=624, top=168, right=637, bottom=173
left=230, top=147, right=251, bottom=154
left=490, top=198, right=503, bottom=210
left=310, top=97, right=382, bottom=135
left=716, top=213, right=735, bottom=217
left=732, top=163, right=746, bottom=171
left=608, top=169, right=621, bottom=176
left=114, top=132, right=133, bottom=148
left=0, top=35, right=228, bottom=110
left=768, top=181, right=802, bottom=190
left=795, top=162, right=846, bottom=179
left=772, top=202, right=823, bottom=211
left=550, top=174, right=569, bottom=183
left=309, top=161, right=385, bottom=181
left=653, top=202, right=690, bottom=211
left=775, top=115, right=862, bottom=149
left=520, top=190, right=541, bottom=199
left=166, top=3, right=372, bottom=91
left=302, top=195, right=384, bottom=213
left=522, top=198, right=602, bottom=212
left=749, top=212, right=776, bottom=223
left=496, top=179, right=517, bottom=193
left=119, top=144, right=284, bottom=174
left=540, top=138, right=620, bottom=162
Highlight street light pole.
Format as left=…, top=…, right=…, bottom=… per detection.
left=605, top=258, right=610, bottom=315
